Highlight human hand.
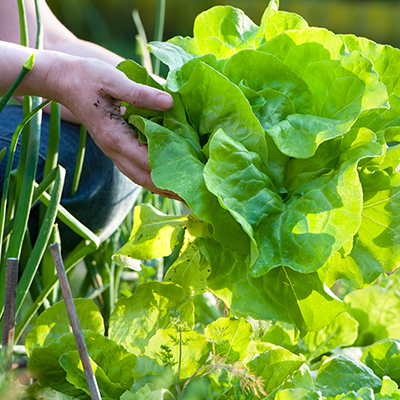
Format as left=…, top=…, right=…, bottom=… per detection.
left=47, top=55, right=179, bottom=200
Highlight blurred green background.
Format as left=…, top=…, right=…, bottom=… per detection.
left=46, top=0, right=400, bottom=61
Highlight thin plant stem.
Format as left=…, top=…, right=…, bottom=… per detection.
left=71, top=124, right=87, bottom=198
left=14, top=0, right=33, bottom=216
left=1, top=258, right=19, bottom=357
left=34, top=0, right=43, bottom=50
left=39, top=102, right=61, bottom=302
left=41, top=102, right=61, bottom=211
left=176, top=329, right=183, bottom=397
left=132, top=10, right=152, bottom=72
left=49, top=242, right=102, bottom=400
left=153, top=0, right=166, bottom=76
left=17, top=0, right=28, bottom=47
left=14, top=239, right=98, bottom=344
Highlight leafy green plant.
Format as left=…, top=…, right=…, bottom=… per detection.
left=115, top=0, right=400, bottom=336
left=24, top=282, right=283, bottom=399
left=21, top=274, right=400, bottom=399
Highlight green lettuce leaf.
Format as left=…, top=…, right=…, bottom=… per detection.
left=25, top=298, right=104, bottom=357
left=255, top=0, right=308, bottom=45
left=315, top=355, right=382, bottom=397
left=192, top=5, right=259, bottom=58
left=340, top=34, right=400, bottom=96
left=164, top=216, right=212, bottom=296
left=258, top=28, right=388, bottom=158
left=222, top=49, right=313, bottom=115
left=112, top=203, right=188, bottom=268
left=27, top=331, right=136, bottom=399
left=201, top=237, right=346, bottom=333
left=116, top=0, right=400, bottom=339
left=246, top=343, right=305, bottom=394
left=109, top=282, right=194, bottom=354
left=131, top=115, right=251, bottom=257
left=361, top=339, right=400, bottom=383
left=323, top=155, right=400, bottom=289
left=59, top=349, right=134, bottom=400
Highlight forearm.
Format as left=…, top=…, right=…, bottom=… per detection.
left=0, top=0, right=123, bottom=68
left=0, top=40, right=66, bottom=100
left=46, top=36, right=124, bottom=67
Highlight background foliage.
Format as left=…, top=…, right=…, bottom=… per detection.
left=46, top=0, right=400, bottom=63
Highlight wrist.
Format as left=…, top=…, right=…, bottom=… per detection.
left=21, top=50, right=77, bottom=104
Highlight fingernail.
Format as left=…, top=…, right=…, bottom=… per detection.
left=155, top=93, right=174, bottom=110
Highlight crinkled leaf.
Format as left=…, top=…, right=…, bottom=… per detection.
left=253, top=161, right=362, bottom=275
left=28, top=331, right=135, bottom=398
left=284, top=125, right=379, bottom=194
left=109, top=282, right=194, bottom=354
left=204, top=127, right=379, bottom=276
left=162, top=90, right=204, bottom=160
left=246, top=343, right=305, bottom=394
left=192, top=5, right=258, bottom=58
left=354, top=95, right=400, bottom=143
left=177, top=61, right=268, bottom=165
left=201, top=237, right=346, bottom=333
left=60, top=351, right=129, bottom=400
left=112, top=203, right=188, bottom=268
left=361, top=339, right=400, bottom=383
left=25, top=299, right=104, bottom=357
left=340, top=34, right=400, bottom=96
left=164, top=217, right=211, bottom=296
left=204, top=128, right=282, bottom=266
left=222, top=50, right=313, bottom=115
left=132, top=115, right=251, bottom=257
left=315, top=356, right=382, bottom=397
left=255, top=0, right=308, bottom=45
left=324, top=162, right=400, bottom=289
left=258, top=28, right=387, bottom=158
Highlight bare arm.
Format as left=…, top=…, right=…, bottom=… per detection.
left=0, top=0, right=177, bottom=199
left=0, top=0, right=123, bottom=65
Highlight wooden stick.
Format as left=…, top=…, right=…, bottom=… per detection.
left=2, top=258, right=19, bottom=371
left=49, top=243, right=102, bottom=400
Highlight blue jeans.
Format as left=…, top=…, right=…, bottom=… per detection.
left=0, top=105, right=140, bottom=253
